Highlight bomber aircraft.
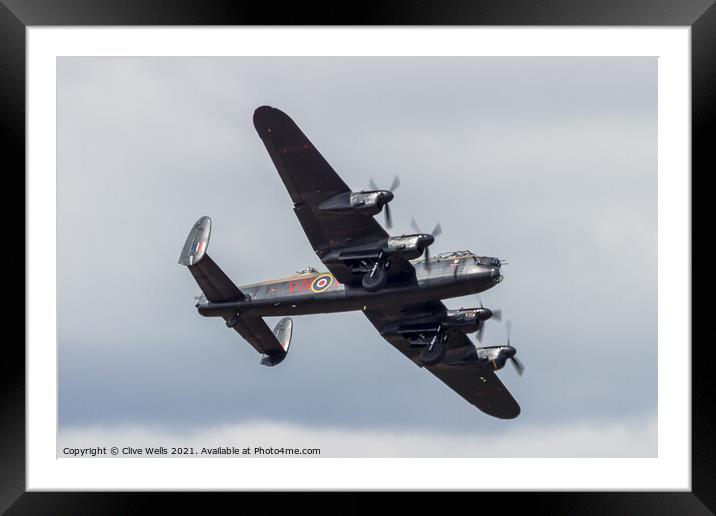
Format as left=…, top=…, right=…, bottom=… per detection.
left=179, top=106, right=523, bottom=419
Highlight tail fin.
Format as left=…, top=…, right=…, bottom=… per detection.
left=228, top=314, right=294, bottom=365
left=178, top=216, right=243, bottom=302
left=179, top=217, right=294, bottom=366
left=260, top=318, right=293, bottom=367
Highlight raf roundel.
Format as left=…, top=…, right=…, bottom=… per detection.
left=310, top=274, right=334, bottom=293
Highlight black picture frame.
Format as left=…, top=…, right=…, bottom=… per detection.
left=3, top=0, right=710, bottom=513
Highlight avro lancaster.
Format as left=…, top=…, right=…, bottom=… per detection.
left=179, top=106, right=523, bottom=419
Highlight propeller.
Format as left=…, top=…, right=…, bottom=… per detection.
left=476, top=295, right=502, bottom=321
left=475, top=296, right=501, bottom=343
left=476, top=320, right=486, bottom=343
left=368, top=175, right=400, bottom=228
left=410, top=218, right=442, bottom=268
left=505, top=320, right=525, bottom=376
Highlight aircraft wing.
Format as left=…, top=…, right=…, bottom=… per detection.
left=364, top=302, right=521, bottom=419
left=253, top=106, right=400, bottom=284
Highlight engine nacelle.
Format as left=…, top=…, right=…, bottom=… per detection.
left=476, top=346, right=515, bottom=370
left=322, top=229, right=435, bottom=269
left=442, top=308, right=494, bottom=334
left=318, top=191, right=393, bottom=217
left=385, top=232, right=436, bottom=260
left=385, top=235, right=422, bottom=259
left=386, top=307, right=495, bottom=342
left=442, top=308, right=478, bottom=334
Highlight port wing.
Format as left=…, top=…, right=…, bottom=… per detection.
left=253, top=106, right=395, bottom=284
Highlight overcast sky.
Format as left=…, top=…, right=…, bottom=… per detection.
left=57, top=57, right=657, bottom=457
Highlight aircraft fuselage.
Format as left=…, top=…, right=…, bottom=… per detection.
left=196, top=254, right=502, bottom=318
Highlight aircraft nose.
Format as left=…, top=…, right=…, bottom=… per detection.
left=421, top=234, right=435, bottom=246
left=489, top=267, right=503, bottom=284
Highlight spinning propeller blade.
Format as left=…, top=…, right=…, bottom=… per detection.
left=410, top=218, right=442, bottom=268
left=511, top=356, right=525, bottom=376
left=369, top=175, right=400, bottom=228
left=431, top=222, right=442, bottom=238
left=389, top=175, right=401, bottom=192
left=474, top=296, right=502, bottom=342
left=505, top=320, right=524, bottom=376
left=476, top=321, right=486, bottom=343
left=384, top=204, right=393, bottom=229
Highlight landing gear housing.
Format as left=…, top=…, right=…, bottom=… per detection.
left=362, top=268, right=388, bottom=291
left=420, top=333, right=447, bottom=366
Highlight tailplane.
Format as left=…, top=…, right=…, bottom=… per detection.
left=179, top=216, right=293, bottom=366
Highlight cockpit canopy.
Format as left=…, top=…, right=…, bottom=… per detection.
left=410, top=249, right=502, bottom=267
left=437, top=250, right=474, bottom=260
left=432, top=250, right=501, bottom=267
left=474, top=256, right=501, bottom=267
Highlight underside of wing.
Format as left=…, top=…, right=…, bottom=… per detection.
left=427, top=360, right=521, bottom=419
left=364, top=303, right=521, bottom=419
left=253, top=106, right=388, bottom=259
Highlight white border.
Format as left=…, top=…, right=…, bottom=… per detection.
left=27, top=27, right=690, bottom=490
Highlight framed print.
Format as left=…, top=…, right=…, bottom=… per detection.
left=4, top=0, right=711, bottom=512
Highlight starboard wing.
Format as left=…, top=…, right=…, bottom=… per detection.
left=364, top=302, right=521, bottom=419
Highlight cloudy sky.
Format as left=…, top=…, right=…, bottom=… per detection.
left=57, top=57, right=657, bottom=457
